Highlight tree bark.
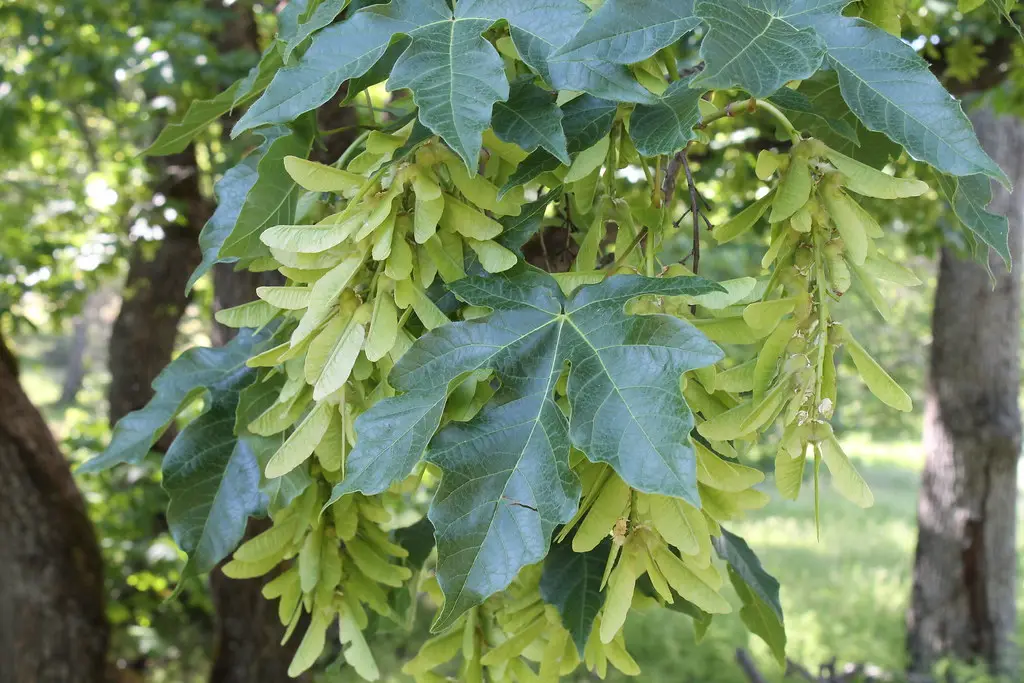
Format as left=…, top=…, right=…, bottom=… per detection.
left=208, top=266, right=306, bottom=683
left=60, top=313, right=90, bottom=405
left=0, top=334, right=109, bottom=683
left=907, top=107, right=1024, bottom=677
left=107, top=146, right=208, bottom=426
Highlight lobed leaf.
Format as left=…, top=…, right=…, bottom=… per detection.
left=694, top=0, right=825, bottom=98
left=329, top=269, right=721, bottom=630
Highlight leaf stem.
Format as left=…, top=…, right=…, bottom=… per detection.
left=334, top=129, right=370, bottom=169
left=681, top=154, right=701, bottom=275
left=608, top=227, right=648, bottom=272
left=698, top=98, right=801, bottom=144
left=812, top=230, right=829, bottom=408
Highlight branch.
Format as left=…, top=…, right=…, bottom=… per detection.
left=681, top=153, right=702, bottom=274
left=736, top=649, right=768, bottom=683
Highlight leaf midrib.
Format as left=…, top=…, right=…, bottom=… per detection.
left=564, top=316, right=689, bottom=491
left=436, top=317, right=568, bottom=626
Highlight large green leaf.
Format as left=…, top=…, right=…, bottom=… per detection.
left=237, top=0, right=602, bottom=167
left=80, top=328, right=275, bottom=473
left=283, top=0, right=352, bottom=61
left=800, top=16, right=1008, bottom=185
left=693, top=0, right=826, bottom=98
left=714, top=528, right=786, bottom=665
left=330, top=269, right=721, bottom=630
left=936, top=173, right=1011, bottom=268
left=551, top=0, right=700, bottom=65
left=385, top=9, right=508, bottom=169
left=185, top=151, right=261, bottom=293
left=629, top=77, right=704, bottom=157
left=218, top=124, right=314, bottom=262
left=501, top=94, right=617, bottom=194
left=540, top=539, right=608, bottom=655
left=492, top=80, right=570, bottom=164
left=146, top=47, right=282, bottom=156
left=162, top=366, right=264, bottom=577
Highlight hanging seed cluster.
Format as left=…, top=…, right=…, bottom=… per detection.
left=207, top=117, right=922, bottom=681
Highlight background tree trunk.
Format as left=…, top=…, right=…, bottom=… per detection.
left=107, top=146, right=208, bottom=425
left=0, top=335, right=109, bottom=683
left=208, top=266, right=307, bottom=683
left=60, top=313, right=90, bottom=405
left=906, top=106, right=1024, bottom=677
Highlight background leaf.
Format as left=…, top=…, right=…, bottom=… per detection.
left=492, top=80, right=570, bottom=164
left=715, top=528, right=786, bottom=665
left=218, top=124, right=314, bottom=261
left=936, top=173, right=1011, bottom=267
left=162, top=366, right=263, bottom=576
left=146, top=47, right=282, bottom=156
left=540, top=539, right=609, bottom=654
left=629, top=78, right=704, bottom=157
left=80, top=328, right=274, bottom=473
left=502, top=94, right=617, bottom=193
left=802, top=16, right=1008, bottom=185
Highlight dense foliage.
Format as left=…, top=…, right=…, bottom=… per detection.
left=81, top=0, right=1014, bottom=680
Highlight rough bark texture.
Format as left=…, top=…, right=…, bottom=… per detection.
left=0, top=334, right=109, bottom=683
left=208, top=516, right=305, bottom=683
left=107, top=146, right=208, bottom=425
left=907, top=107, right=1024, bottom=677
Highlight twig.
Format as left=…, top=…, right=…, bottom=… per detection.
left=661, top=151, right=685, bottom=209
left=538, top=227, right=553, bottom=271
left=681, top=153, right=701, bottom=275
left=736, top=649, right=768, bottom=683
left=698, top=97, right=802, bottom=144
left=786, top=659, right=818, bottom=682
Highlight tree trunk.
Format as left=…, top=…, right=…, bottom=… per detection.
left=107, top=146, right=208, bottom=425
left=906, top=107, right=1024, bottom=677
left=0, top=334, right=109, bottom=683
left=60, top=313, right=90, bottom=405
left=208, top=266, right=307, bottom=683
